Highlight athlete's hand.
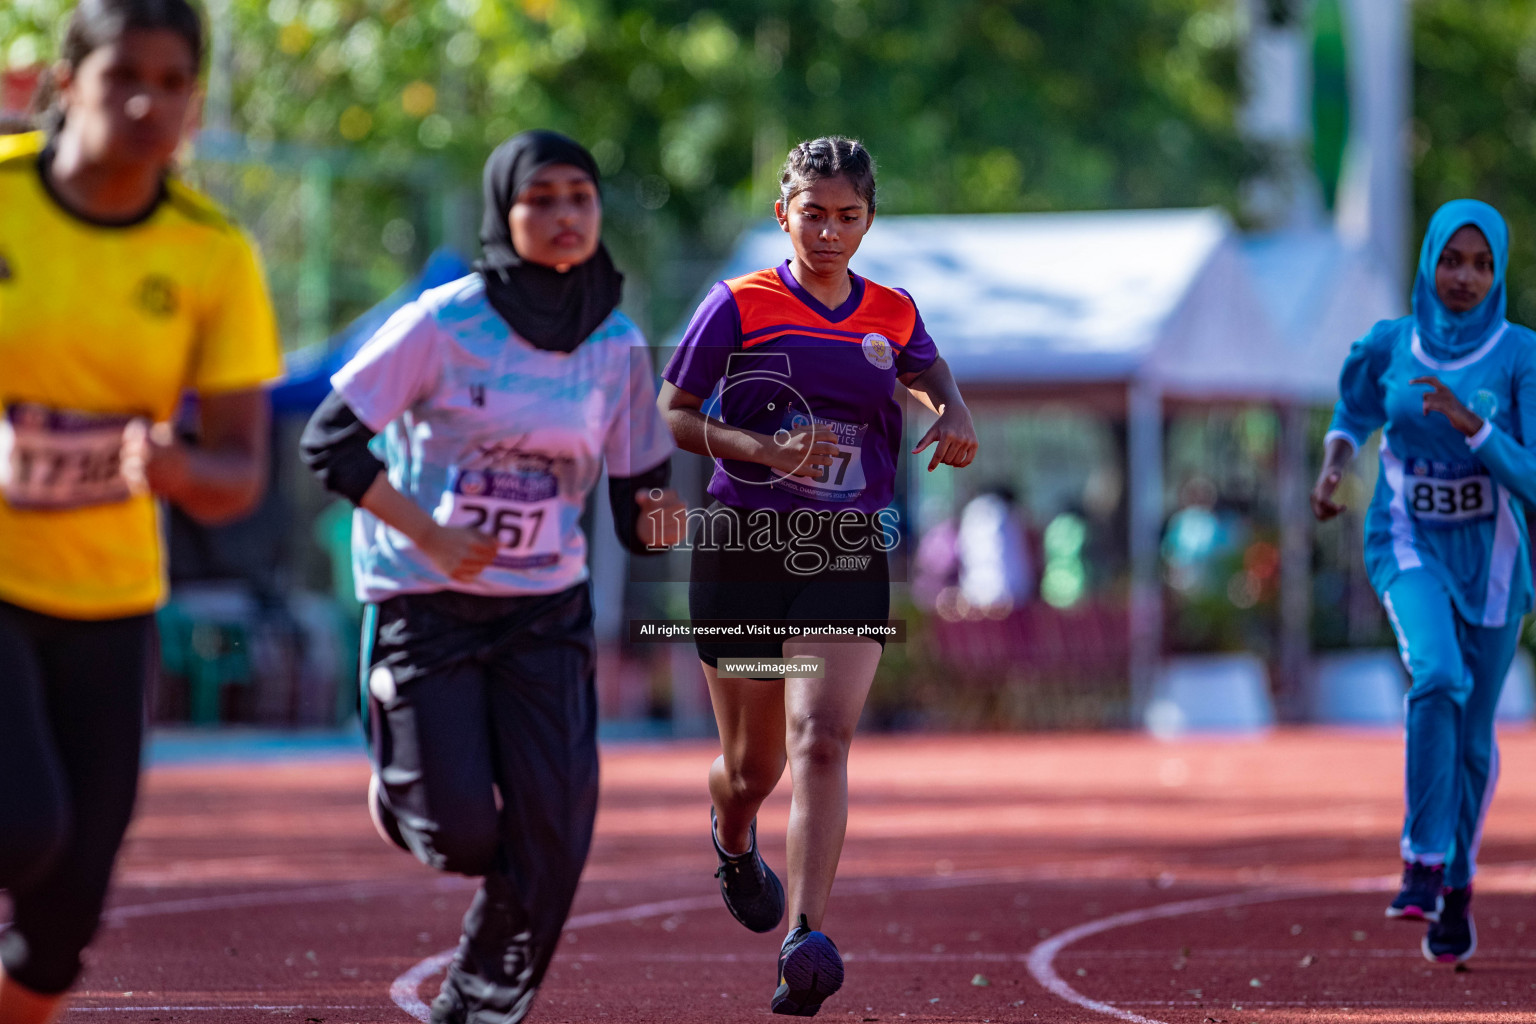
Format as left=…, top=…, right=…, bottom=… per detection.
left=122, top=419, right=191, bottom=499
left=1312, top=433, right=1357, bottom=522
left=634, top=487, right=687, bottom=549
left=420, top=524, right=499, bottom=581
left=765, top=423, right=839, bottom=478
left=912, top=404, right=978, bottom=472
left=1413, top=376, right=1484, bottom=437
left=1311, top=467, right=1347, bottom=521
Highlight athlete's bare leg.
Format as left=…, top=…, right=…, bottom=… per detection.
left=0, top=969, right=66, bottom=1024
left=705, top=666, right=788, bottom=855
left=781, top=638, right=881, bottom=932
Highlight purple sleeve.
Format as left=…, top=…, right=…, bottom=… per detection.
left=662, top=282, right=740, bottom=399
left=894, top=289, right=938, bottom=375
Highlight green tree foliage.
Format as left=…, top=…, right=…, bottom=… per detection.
left=3, top=0, right=1255, bottom=340
left=1310, top=0, right=1348, bottom=209
left=1414, top=1, right=1536, bottom=324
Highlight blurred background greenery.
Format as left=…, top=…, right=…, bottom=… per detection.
left=6, top=0, right=1531, bottom=338
left=6, top=0, right=1536, bottom=729
left=5, top=0, right=1260, bottom=344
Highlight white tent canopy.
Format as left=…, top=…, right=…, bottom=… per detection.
left=1242, top=228, right=1403, bottom=400
left=715, top=208, right=1399, bottom=401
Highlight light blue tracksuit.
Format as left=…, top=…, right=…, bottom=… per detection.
left=1328, top=200, right=1536, bottom=888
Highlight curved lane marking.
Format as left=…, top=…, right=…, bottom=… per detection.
left=80, top=865, right=1402, bottom=1024
left=102, top=876, right=474, bottom=923
left=389, top=895, right=722, bottom=1021
left=388, top=871, right=1057, bottom=1021
left=394, top=874, right=1398, bottom=1022
left=1024, top=876, right=1393, bottom=1024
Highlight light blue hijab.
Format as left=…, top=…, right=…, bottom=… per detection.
left=1412, top=199, right=1509, bottom=362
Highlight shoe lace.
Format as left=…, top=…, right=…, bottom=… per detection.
left=715, top=850, right=762, bottom=884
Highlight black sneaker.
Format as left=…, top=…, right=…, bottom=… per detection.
left=771, top=914, right=844, bottom=1017
left=1423, top=886, right=1476, bottom=964
left=1386, top=861, right=1444, bottom=922
left=430, top=883, right=540, bottom=1024
left=712, top=808, right=785, bottom=933
left=428, top=967, right=468, bottom=1024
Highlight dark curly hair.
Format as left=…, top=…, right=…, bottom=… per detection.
left=778, top=135, right=877, bottom=213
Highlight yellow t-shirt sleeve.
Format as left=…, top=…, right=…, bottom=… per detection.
left=189, top=231, right=284, bottom=394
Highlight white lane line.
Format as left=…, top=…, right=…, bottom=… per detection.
left=389, top=950, right=458, bottom=1021
left=1024, top=890, right=1311, bottom=1024
left=69, top=863, right=1406, bottom=1023
left=1112, top=1007, right=1505, bottom=1013
left=72, top=1006, right=379, bottom=1013
left=388, top=894, right=722, bottom=1021
left=529, top=944, right=1536, bottom=964
left=101, top=876, right=474, bottom=923
left=387, top=870, right=1059, bottom=1021
left=390, top=871, right=1400, bottom=1022
left=1023, top=876, right=1396, bottom=1024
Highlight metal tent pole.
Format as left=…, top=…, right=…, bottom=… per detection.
left=1127, top=378, right=1164, bottom=719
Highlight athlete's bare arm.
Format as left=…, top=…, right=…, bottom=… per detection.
left=1311, top=435, right=1357, bottom=522
left=656, top=380, right=837, bottom=479
left=897, top=356, right=977, bottom=471
left=122, top=388, right=270, bottom=524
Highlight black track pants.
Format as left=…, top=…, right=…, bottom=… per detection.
left=0, top=599, right=150, bottom=995
left=364, top=584, right=598, bottom=1022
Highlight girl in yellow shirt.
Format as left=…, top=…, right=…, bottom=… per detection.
left=0, top=2, right=281, bottom=1020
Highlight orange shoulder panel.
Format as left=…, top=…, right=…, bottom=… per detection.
left=724, top=269, right=806, bottom=335
left=725, top=269, right=919, bottom=347
left=850, top=281, right=918, bottom=348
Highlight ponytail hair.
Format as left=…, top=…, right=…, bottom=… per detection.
left=778, top=136, right=877, bottom=213
left=31, top=0, right=205, bottom=132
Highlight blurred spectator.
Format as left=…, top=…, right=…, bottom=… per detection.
left=1161, top=477, right=1247, bottom=598
left=957, top=485, right=1036, bottom=617
left=913, top=512, right=959, bottom=611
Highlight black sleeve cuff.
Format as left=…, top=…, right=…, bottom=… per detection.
left=300, top=390, right=386, bottom=506
left=608, top=460, right=672, bottom=556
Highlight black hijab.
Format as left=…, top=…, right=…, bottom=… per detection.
left=474, top=130, right=624, bottom=353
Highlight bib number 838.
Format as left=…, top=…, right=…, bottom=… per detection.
left=1409, top=477, right=1492, bottom=522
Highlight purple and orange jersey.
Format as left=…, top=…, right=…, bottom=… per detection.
left=663, top=260, right=937, bottom=513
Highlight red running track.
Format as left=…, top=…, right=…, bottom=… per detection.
left=33, top=729, right=1536, bottom=1023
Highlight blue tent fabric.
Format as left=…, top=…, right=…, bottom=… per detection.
left=271, top=249, right=471, bottom=414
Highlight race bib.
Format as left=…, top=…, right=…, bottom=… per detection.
left=773, top=411, right=868, bottom=503
left=433, top=466, right=563, bottom=570
left=0, top=402, right=133, bottom=510
left=1405, top=459, right=1495, bottom=524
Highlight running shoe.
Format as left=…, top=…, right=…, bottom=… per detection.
left=1422, top=886, right=1476, bottom=964
left=1386, top=860, right=1444, bottom=921
left=712, top=808, right=785, bottom=933
left=429, top=957, right=536, bottom=1024
left=428, top=969, right=468, bottom=1024
left=368, top=773, right=410, bottom=853
left=431, top=886, right=539, bottom=1024
left=771, top=914, right=844, bottom=1017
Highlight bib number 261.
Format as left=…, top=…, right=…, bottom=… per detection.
left=458, top=503, right=544, bottom=551
left=434, top=466, right=563, bottom=569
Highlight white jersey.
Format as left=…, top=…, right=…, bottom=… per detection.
left=332, top=273, right=673, bottom=602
